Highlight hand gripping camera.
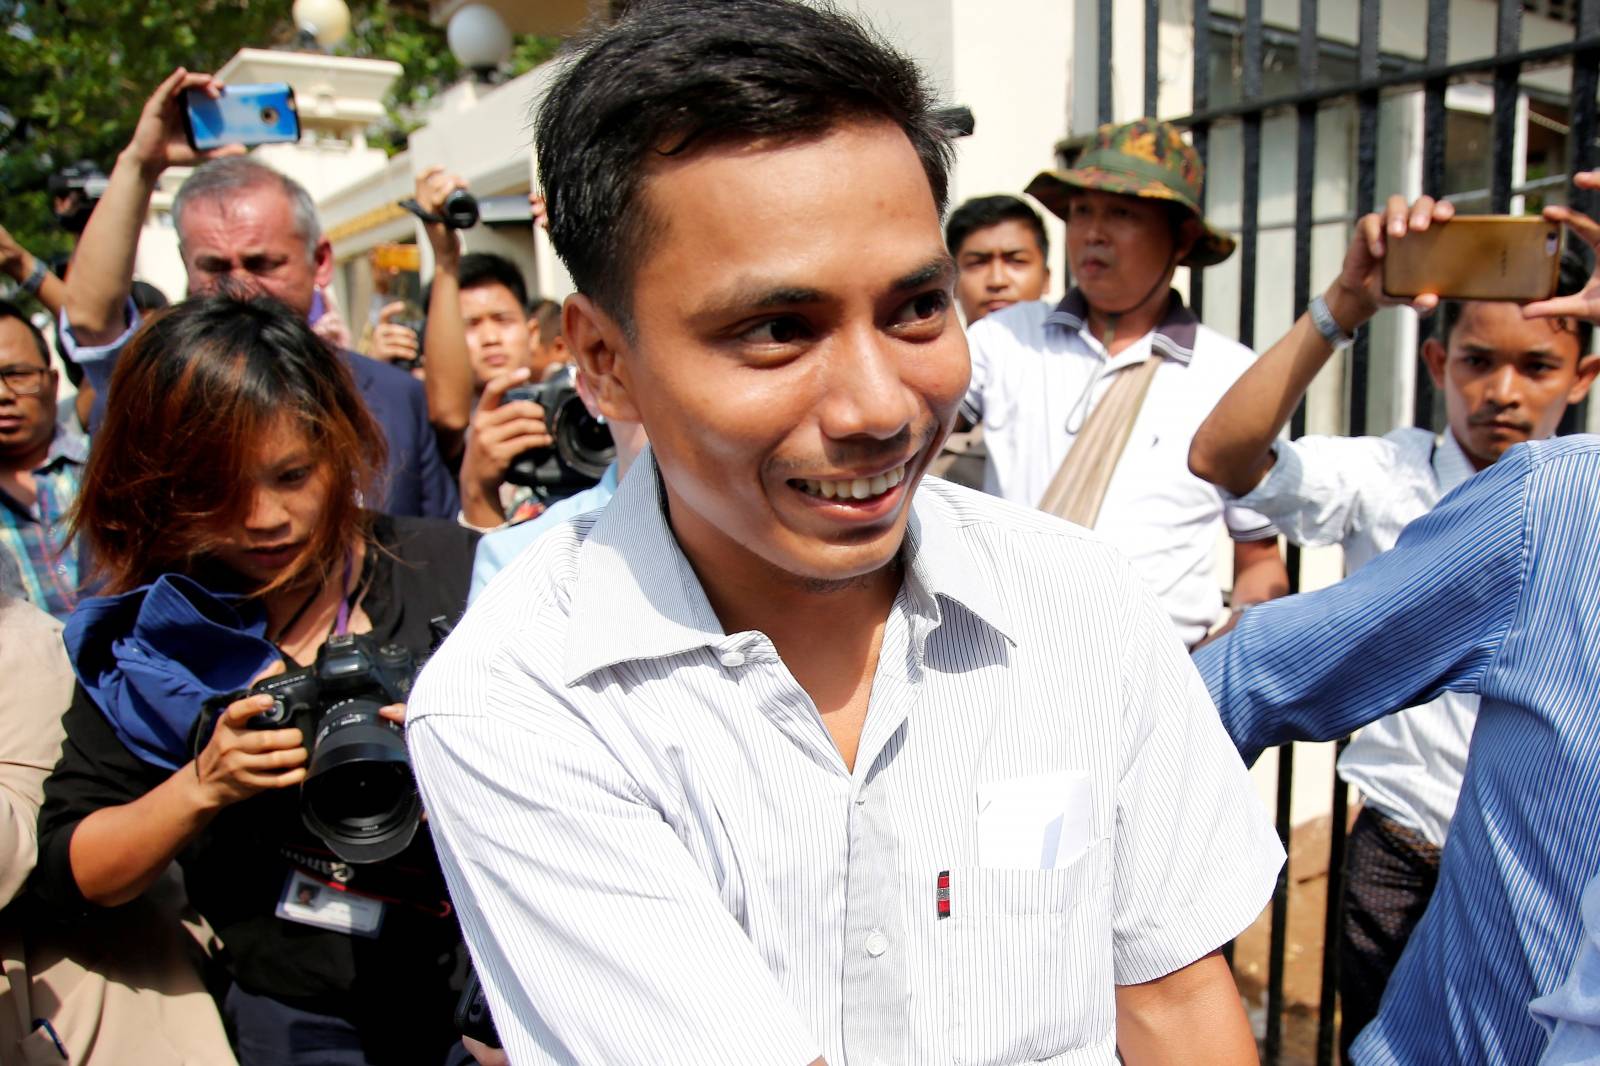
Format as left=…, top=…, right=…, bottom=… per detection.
left=249, top=633, right=422, bottom=864
left=503, top=363, right=615, bottom=495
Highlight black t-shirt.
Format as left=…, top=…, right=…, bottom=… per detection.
left=33, top=514, right=479, bottom=1021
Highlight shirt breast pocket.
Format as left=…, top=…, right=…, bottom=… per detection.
left=942, top=839, right=1114, bottom=1066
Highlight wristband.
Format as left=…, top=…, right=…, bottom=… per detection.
left=19, top=257, right=47, bottom=296
left=1308, top=293, right=1355, bottom=349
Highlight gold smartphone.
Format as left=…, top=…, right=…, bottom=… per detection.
left=1382, top=216, right=1562, bottom=302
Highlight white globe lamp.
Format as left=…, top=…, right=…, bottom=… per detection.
left=448, top=4, right=514, bottom=80
left=292, top=0, right=351, bottom=47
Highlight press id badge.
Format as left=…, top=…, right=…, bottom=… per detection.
left=276, top=870, right=385, bottom=938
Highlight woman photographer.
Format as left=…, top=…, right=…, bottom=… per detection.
left=33, top=294, right=479, bottom=1066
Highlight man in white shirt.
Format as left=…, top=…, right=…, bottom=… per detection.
left=1187, top=191, right=1600, bottom=1054
left=408, top=3, right=1283, bottom=1063
left=962, top=119, right=1287, bottom=647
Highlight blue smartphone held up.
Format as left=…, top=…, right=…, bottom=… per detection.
left=183, top=84, right=301, bottom=151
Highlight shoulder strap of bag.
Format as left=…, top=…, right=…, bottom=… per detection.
left=1037, top=352, right=1163, bottom=528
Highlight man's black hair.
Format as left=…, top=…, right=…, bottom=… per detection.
left=1438, top=246, right=1594, bottom=354
left=945, top=195, right=1050, bottom=262
left=529, top=298, right=563, bottom=344
left=131, top=280, right=170, bottom=314
left=458, top=253, right=530, bottom=311
left=0, top=300, right=51, bottom=367
left=535, top=0, right=955, bottom=328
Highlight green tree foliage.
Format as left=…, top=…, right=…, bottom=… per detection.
left=0, top=0, right=557, bottom=265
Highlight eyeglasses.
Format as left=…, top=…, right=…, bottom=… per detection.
left=0, top=367, right=49, bottom=396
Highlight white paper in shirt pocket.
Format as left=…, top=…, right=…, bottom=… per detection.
left=976, top=771, right=1094, bottom=870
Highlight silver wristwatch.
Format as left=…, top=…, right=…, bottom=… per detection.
left=19, top=257, right=47, bottom=296
left=1308, top=292, right=1355, bottom=349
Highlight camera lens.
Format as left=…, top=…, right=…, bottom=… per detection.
left=260, top=106, right=279, bottom=125
left=300, top=697, right=421, bottom=864
left=555, top=393, right=616, bottom=479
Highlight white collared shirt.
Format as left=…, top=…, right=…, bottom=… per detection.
left=408, top=452, right=1284, bottom=1066
left=961, top=294, right=1277, bottom=646
left=1234, top=427, right=1480, bottom=845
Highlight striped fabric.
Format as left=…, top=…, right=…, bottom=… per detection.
left=409, top=452, right=1283, bottom=1066
left=0, top=422, right=86, bottom=621
left=1233, top=425, right=1480, bottom=848
left=1196, top=435, right=1600, bottom=1064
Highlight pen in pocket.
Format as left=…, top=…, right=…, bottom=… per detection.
left=937, top=869, right=950, bottom=919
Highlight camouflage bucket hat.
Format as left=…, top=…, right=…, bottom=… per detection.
left=1024, top=117, right=1236, bottom=269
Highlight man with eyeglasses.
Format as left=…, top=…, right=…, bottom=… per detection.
left=0, top=301, right=84, bottom=620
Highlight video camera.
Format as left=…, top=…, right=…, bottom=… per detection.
left=48, top=161, right=110, bottom=234
left=503, top=364, right=615, bottom=495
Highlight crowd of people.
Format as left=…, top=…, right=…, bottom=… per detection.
left=4, top=1, right=1600, bottom=1064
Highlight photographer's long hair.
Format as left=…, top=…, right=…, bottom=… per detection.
left=73, top=292, right=385, bottom=596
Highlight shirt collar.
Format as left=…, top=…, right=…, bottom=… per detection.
left=40, top=420, right=89, bottom=471
left=1044, top=287, right=1198, bottom=365
left=1435, top=428, right=1479, bottom=493
left=561, top=452, right=1014, bottom=685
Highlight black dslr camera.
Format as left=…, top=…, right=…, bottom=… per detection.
left=249, top=633, right=422, bottom=864
left=503, top=363, right=615, bottom=496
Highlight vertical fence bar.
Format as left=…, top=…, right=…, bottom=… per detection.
left=1099, top=0, right=1115, bottom=125
left=1489, top=0, right=1521, bottom=213
left=1191, top=0, right=1211, bottom=317
left=1145, top=0, right=1161, bottom=117
left=1351, top=0, right=1380, bottom=439
left=1274, top=4, right=1343, bottom=1063
left=1236, top=2, right=1285, bottom=1061
left=1563, top=0, right=1600, bottom=435
left=1414, top=0, right=1450, bottom=431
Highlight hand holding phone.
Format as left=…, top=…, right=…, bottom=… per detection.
left=125, top=69, right=246, bottom=177
left=1383, top=216, right=1563, bottom=302
left=183, top=83, right=301, bottom=151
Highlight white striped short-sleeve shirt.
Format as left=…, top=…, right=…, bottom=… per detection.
left=408, top=453, right=1284, bottom=1065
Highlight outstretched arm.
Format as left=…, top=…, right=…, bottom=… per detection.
left=0, top=223, right=66, bottom=317
left=1194, top=443, right=1534, bottom=763
left=414, top=166, right=475, bottom=445
left=64, top=68, right=241, bottom=343
left=1188, top=195, right=1453, bottom=497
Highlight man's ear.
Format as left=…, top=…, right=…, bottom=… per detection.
left=1570, top=352, right=1600, bottom=404
left=312, top=237, right=335, bottom=290
left=565, top=294, right=643, bottom=424
left=1174, top=217, right=1202, bottom=265
left=1421, top=336, right=1449, bottom=390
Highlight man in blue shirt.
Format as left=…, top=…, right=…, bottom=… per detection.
left=59, top=69, right=457, bottom=520
left=1197, top=434, right=1600, bottom=1063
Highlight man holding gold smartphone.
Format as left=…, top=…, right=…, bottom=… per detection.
left=1188, top=187, right=1600, bottom=1054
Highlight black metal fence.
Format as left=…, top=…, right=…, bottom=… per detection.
left=1085, top=2, right=1600, bottom=1062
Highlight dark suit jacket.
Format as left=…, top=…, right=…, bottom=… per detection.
left=339, top=351, right=458, bottom=520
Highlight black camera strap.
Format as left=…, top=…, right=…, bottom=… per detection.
left=397, top=198, right=448, bottom=225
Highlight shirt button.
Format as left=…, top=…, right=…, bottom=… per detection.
left=719, top=649, right=746, bottom=668
left=864, top=930, right=888, bottom=957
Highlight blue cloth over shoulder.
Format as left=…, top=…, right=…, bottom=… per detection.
left=63, top=574, right=283, bottom=771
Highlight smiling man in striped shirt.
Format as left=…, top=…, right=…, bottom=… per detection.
left=407, top=3, right=1284, bottom=1064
